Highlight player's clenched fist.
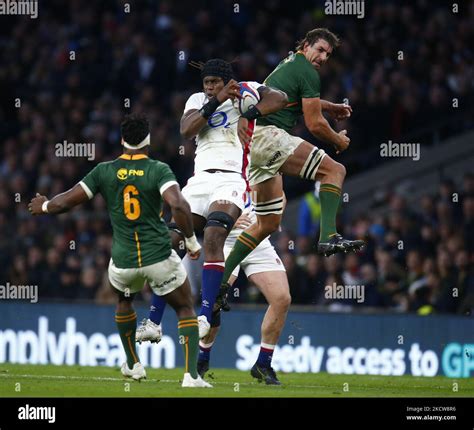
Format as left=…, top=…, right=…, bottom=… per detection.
left=216, top=79, right=241, bottom=103
left=335, top=129, right=350, bottom=154
left=29, top=193, right=48, bottom=215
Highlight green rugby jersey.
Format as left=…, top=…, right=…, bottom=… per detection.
left=80, top=153, right=177, bottom=268
left=258, top=52, right=321, bottom=132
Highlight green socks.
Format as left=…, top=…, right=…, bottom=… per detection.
left=115, top=311, right=139, bottom=369
left=178, top=317, right=199, bottom=378
left=319, top=184, right=341, bottom=242
left=222, top=232, right=259, bottom=285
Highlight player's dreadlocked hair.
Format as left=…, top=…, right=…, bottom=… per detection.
left=296, top=28, right=340, bottom=51
left=189, top=58, right=234, bottom=84
left=120, top=113, right=149, bottom=146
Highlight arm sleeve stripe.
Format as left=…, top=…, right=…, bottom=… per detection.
left=159, top=180, right=179, bottom=195
left=79, top=181, right=94, bottom=199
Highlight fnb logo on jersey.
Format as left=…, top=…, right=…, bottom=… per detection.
left=117, top=168, right=144, bottom=180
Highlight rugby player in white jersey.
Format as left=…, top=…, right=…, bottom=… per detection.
left=138, top=59, right=288, bottom=339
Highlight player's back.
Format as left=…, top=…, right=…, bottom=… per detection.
left=258, top=52, right=321, bottom=132
left=81, top=154, right=176, bottom=269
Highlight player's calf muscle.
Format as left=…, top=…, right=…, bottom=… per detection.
left=316, top=156, right=346, bottom=187
left=256, top=214, right=281, bottom=237
left=203, top=227, right=227, bottom=257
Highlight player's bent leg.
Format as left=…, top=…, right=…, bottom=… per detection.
left=280, top=142, right=364, bottom=256
left=199, top=202, right=239, bottom=334
left=197, top=271, right=237, bottom=378
left=249, top=271, right=290, bottom=385
left=198, top=325, right=220, bottom=378
left=164, top=278, right=212, bottom=387
left=220, top=176, right=284, bottom=292
left=251, top=271, right=291, bottom=345
left=112, top=287, right=147, bottom=381
left=144, top=252, right=211, bottom=387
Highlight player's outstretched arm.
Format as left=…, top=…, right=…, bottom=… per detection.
left=302, top=97, right=350, bottom=153
left=162, top=184, right=201, bottom=259
left=28, top=184, right=89, bottom=215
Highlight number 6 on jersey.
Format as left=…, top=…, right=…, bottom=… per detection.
left=123, top=185, right=140, bottom=220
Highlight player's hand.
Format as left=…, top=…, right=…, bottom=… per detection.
left=328, top=102, right=352, bottom=121
left=234, top=213, right=252, bottom=230
left=335, top=130, right=350, bottom=154
left=187, top=249, right=201, bottom=260
left=237, top=117, right=253, bottom=147
left=216, top=79, right=242, bottom=103
left=185, top=234, right=201, bottom=259
left=28, top=193, right=48, bottom=215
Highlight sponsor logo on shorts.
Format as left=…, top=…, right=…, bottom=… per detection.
left=232, top=190, right=238, bottom=197
left=276, top=258, right=282, bottom=265
left=158, top=275, right=177, bottom=289
left=265, top=151, right=282, bottom=167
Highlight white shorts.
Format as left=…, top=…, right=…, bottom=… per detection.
left=249, top=125, right=305, bottom=186
left=108, top=250, right=187, bottom=296
left=182, top=171, right=247, bottom=218
left=224, top=236, right=286, bottom=278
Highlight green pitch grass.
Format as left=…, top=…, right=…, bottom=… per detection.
left=0, top=364, right=473, bottom=397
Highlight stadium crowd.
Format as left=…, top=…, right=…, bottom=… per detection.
left=2, top=0, right=473, bottom=314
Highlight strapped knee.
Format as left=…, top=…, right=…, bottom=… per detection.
left=300, top=148, right=326, bottom=181
left=255, top=196, right=284, bottom=216
left=205, top=211, right=235, bottom=233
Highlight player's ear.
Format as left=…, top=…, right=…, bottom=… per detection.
left=120, top=138, right=125, bottom=147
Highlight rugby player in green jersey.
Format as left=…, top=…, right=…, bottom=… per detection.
left=220, top=28, right=365, bottom=296
left=29, top=114, right=212, bottom=388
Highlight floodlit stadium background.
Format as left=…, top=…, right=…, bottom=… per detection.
left=1, top=0, right=473, bottom=377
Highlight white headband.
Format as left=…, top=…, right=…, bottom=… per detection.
left=123, top=134, right=150, bottom=149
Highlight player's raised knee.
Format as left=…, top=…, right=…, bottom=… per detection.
left=203, top=211, right=235, bottom=254
left=335, top=161, right=346, bottom=180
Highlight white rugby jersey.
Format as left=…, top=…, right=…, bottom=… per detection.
left=183, top=81, right=262, bottom=175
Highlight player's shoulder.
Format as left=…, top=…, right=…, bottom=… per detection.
left=146, top=157, right=167, bottom=167
left=91, top=159, right=116, bottom=171
left=186, top=91, right=206, bottom=103
left=184, top=92, right=207, bottom=113
left=147, top=157, right=174, bottom=173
